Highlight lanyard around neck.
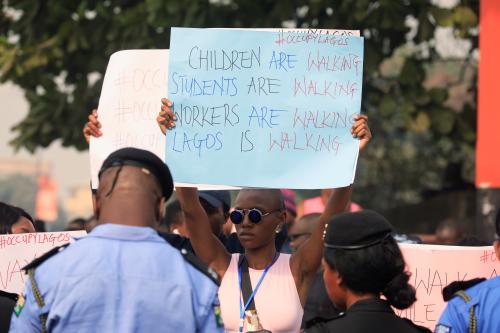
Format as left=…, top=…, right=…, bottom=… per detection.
left=238, top=253, right=278, bottom=332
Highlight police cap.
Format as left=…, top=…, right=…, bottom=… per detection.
left=99, top=147, right=173, bottom=198
left=324, top=210, right=393, bottom=250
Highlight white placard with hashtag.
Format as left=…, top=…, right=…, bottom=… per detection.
left=397, top=244, right=499, bottom=330
left=0, top=231, right=86, bottom=294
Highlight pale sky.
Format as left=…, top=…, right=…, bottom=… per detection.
left=0, top=83, right=90, bottom=199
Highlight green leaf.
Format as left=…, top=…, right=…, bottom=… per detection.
left=453, top=6, right=478, bottom=28
left=379, top=95, right=398, bottom=116
left=429, top=88, right=448, bottom=104
left=429, top=108, right=455, bottom=135
left=399, top=58, right=424, bottom=86
left=430, top=7, right=453, bottom=27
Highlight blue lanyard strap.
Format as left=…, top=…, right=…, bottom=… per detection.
left=238, top=253, right=278, bottom=332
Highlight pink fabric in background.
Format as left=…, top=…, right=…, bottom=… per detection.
left=302, top=196, right=362, bottom=215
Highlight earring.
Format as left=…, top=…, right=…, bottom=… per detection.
left=275, top=224, right=282, bottom=233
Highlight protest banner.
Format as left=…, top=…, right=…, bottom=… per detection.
left=0, top=231, right=86, bottom=294
left=398, top=244, right=499, bottom=330
left=166, top=28, right=364, bottom=188
left=89, top=49, right=170, bottom=188
left=90, top=29, right=358, bottom=189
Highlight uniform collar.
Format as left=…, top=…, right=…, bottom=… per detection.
left=87, top=223, right=165, bottom=243
left=347, top=298, right=393, bottom=314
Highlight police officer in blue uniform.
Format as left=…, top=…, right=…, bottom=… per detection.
left=435, top=210, right=500, bottom=333
left=9, top=148, right=224, bottom=333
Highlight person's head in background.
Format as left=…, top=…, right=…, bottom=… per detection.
left=281, top=189, right=297, bottom=226
left=160, top=200, right=188, bottom=237
left=288, top=213, right=320, bottom=253
left=456, top=235, right=489, bottom=246
left=0, top=202, right=36, bottom=234
left=494, top=208, right=500, bottom=260
left=435, top=218, right=463, bottom=245
left=65, top=217, right=87, bottom=231
left=33, top=219, right=46, bottom=232
left=199, top=190, right=231, bottom=236
left=85, top=215, right=97, bottom=233
left=322, top=210, right=416, bottom=312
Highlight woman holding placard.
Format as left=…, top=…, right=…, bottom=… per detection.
left=159, top=98, right=372, bottom=333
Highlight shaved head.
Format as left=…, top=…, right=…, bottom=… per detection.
left=236, top=189, right=284, bottom=211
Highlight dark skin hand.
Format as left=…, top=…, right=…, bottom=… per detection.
left=83, top=109, right=101, bottom=144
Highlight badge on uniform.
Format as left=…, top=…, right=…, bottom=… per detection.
left=14, top=294, right=26, bottom=317
left=213, top=297, right=224, bottom=328
left=435, top=324, right=451, bottom=333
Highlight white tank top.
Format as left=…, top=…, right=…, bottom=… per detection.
left=218, top=253, right=303, bottom=333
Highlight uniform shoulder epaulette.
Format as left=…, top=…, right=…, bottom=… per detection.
left=304, top=312, right=345, bottom=330
left=22, top=243, right=70, bottom=272
left=442, top=278, right=486, bottom=301
left=179, top=247, right=220, bottom=286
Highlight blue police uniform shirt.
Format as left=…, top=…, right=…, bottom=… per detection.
left=435, top=276, right=500, bottom=333
left=9, top=224, right=223, bottom=333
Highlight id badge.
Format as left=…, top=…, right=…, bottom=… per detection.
left=245, top=310, right=273, bottom=332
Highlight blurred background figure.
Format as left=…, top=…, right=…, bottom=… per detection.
left=435, top=218, right=464, bottom=245
left=84, top=215, right=98, bottom=233
left=199, top=190, right=231, bottom=237
left=288, top=213, right=320, bottom=253
left=297, top=189, right=362, bottom=218
left=64, top=217, right=87, bottom=231
left=277, top=189, right=297, bottom=253
left=0, top=202, right=35, bottom=234
left=288, top=213, right=341, bottom=329
left=160, top=200, right=187, bottom=236
left=418, top=218, right=464, bottom=245
left=281, top=189, right=297, bottom=226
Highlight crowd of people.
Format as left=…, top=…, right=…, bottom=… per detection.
left=0, top=98, right=498, bottom=332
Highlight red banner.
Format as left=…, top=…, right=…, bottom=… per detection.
left=35, top=175, right=58, bottom=222
left=476, top=0, right=500, bottom=188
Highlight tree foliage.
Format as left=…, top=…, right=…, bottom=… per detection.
left=0, top=0, right=478, bottom=210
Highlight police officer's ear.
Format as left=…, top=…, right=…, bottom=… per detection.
left=92, top=191, right=98, bottom=215
left=156, top=197, right=167, bottom=222
left=93, top=189, right=101, bottom=220
left=494, top=239, right=500, bottom=261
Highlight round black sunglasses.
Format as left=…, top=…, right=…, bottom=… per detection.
left=229, top=208, right=281, bottom=224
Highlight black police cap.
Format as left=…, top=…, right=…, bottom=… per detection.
left=324, top=210, right=393, bottom=250
left=99, top=147, right=173, bottom=198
